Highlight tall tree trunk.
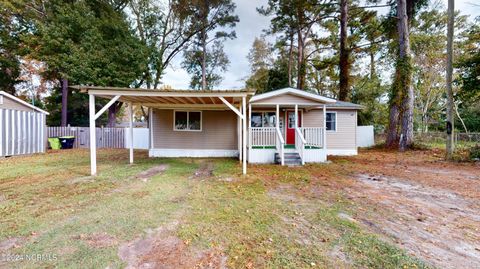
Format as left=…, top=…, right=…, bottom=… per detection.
left=445, top=0, right=455, bottom=159
left=338, top=0, right=349, bottom=101
left=201, top=28, right=207, bottom=90
left=107, top=105, right=116, bottom=127
left=140, top=106, right=148, bottom=123
left=386, top=101, right=400, bottom=148
left=61, top=78, right=68, bottom=127
left=288, top=31, right=294, bottom=87
left=296, top=6, right=305, bottom=90
left=296, top=31, right=305, bottom=90
left=398, top=0, right=414, bottom=151
left=107, top=102, right=123, bottom=127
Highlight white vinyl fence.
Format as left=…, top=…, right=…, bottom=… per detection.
left=0, top=109, right=47, bottom=157
left=125, top=128, right=149, bottom=149
left=48, top=127, right=125, bottom=148
left=357, top=125, right=375, bottom=147
left=47, top=126, right=149, bottom=149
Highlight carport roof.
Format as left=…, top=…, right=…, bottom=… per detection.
left=71, top=85, right=255, bottom=107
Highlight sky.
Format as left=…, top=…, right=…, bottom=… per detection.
left=161, top=0, right=480, bottom=90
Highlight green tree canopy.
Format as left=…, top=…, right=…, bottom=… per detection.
left=28, top=0, right=148, bottom=126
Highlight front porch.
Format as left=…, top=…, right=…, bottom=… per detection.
left=247, top=88, right=336, bottom=165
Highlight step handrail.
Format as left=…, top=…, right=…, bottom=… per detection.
left=295, top=127, right=306, bottom=165
left=275, top=127, right=284, bottom=165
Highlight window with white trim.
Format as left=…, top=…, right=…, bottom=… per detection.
left=174, top=111, right=202, bottom=131
left=326, top=112, right=336, bottom=131
left=251, top=112, right=277, bottom=127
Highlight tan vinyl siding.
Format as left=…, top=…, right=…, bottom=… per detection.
left=0, top=95, right=35, bottom=112
left=254, top=93, right=320, bottom=104
left=303, top=109, right=357, bottom=149
left=151, top=109, right=237, bottom=149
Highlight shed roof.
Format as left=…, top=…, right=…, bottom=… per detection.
left=0, top=91, right=49, bottom=114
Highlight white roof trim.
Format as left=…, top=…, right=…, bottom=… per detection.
left=250, top=87, right=336, bottom=104
left=0, top=91, right=49, bottom=115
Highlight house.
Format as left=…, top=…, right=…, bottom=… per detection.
left=75, top=86, right=362, bottom=176
left=0, top=91, right=49, bottom=157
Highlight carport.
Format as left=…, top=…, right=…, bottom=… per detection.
left=72, top=86, right=254, bottom=176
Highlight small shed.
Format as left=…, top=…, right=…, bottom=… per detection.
left=0, top=91, right=49, bottom=157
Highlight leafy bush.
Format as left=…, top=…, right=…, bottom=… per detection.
left=469, top=144, right=480, bottom=160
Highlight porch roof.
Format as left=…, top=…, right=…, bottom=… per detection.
left=72, top=85, right=255, bottom=108
left=249, top=87, right=337, bottom=105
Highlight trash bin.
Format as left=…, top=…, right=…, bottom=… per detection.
left=48, top=137, right=62, bottom=150
left=59, top=136, right=75, bottom=149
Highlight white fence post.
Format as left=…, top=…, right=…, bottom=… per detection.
left=356, top=125, right=375, bottom=147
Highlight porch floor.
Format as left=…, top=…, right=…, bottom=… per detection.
left=251, top=145, right=321, bottom=149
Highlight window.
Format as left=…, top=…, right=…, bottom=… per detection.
left=263, top=112, right=276, bottom=127
left=288, top=113, right=295, bottom=128
left=250, top=112, right=277, bottom=127
left=251, top=113, right=262, bottom=127
left=326, top=112, right=336, bottom=131
left=174, top=111, right=202, bottom=131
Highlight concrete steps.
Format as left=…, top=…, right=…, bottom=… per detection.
left=275, top=152, right=302, bottom=166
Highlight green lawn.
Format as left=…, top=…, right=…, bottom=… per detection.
left=0, top=149, right=427, bottom=268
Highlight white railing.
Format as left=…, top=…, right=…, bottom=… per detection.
left=249, top=127, right=276, bottom=147
left=300, top=127, right=324, bottom=148
left=295, top=127, right=306, bottom=165
left=275, top=127, right=285, bottom=165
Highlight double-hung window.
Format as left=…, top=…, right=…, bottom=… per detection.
left=251, top=112, right=277, bottom=127
left=326, top=112, right=336, bottom=131
left=174, top=111, right=202, bottom=131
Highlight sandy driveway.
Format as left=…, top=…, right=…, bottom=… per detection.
left=340, top=150, right=480, bottom=269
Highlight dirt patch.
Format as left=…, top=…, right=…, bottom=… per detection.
left=348, top=173, right=480, bottom=269
left=329, top=244, right=352, bottom=267
left=136, top=164, right=169, bottom=182
left=267, top=184, right=300, bottom=203
left=217, top=177, right=236, bottom=182
left=0, top=237, right=25, bottom=251
left=192, top=162, right=215, bottom=178
left=118, top=221, right=227, bottom=269
left=73, top=233, right=118, bottom=248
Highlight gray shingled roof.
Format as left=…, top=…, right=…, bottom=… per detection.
left=325, top=100, right=363, bottom=109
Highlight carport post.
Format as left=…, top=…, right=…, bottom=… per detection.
left=242, top=96, right=247, bottom=175
left=89, top=94, right=97, bottom=176
left=323, top=104, right=327, bottom=151
left=128, top=103, right=134, bottom=164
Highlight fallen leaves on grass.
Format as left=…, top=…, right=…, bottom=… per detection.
left=72, top=233, right=118, bottom=248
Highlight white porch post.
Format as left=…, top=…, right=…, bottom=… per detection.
left=148, top=108, right=153, bottom=150
left=89, top=94, right=97, bottom=176
left=238, top=104, right=242, bottom=161
left=128, top=103, right=134, bottom=164
left=276, top=104, right=284, bottom=166
left=295, top=104, right=298, bottom=128
left=323, top=104, right=327, bottom=151
left=242, top=96, right=247, bottom=175
left=275, top=104, right=279, bottom=127
left=248, top=103, right=251, bottom=151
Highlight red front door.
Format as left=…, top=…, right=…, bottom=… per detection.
left=286, top=111, right=301, bottom=145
